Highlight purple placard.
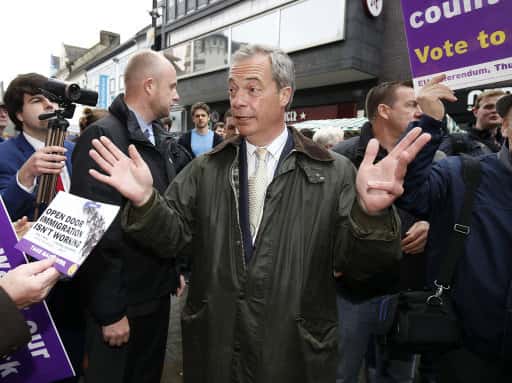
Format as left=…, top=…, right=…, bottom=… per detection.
left=401, top=1, right=512, bottom=89
left=0, top=198, right=74, bottom=382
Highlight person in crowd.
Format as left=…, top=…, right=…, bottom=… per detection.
left=313, top=126, right=344, bottom=149
left=391, top=90, right=512, bottom=382
left=440, top=89, right=506, bottom=156
left=0, top=73, right=73, bottom=221
left=83, top=44, right=443, bottom=382
left=178, top=102, right=222, bottom=157
left=223, top=108, right=239, bottom=139
left=214, top=121, right=226, bottom=138
left=1, top=74, right=83, bottom=382
left=79, top=107, right=108, bottom=135
left=0, top=99, right=8, bottom=142
left=0, top=258, right=60, bottom=357
left=333, top=81, right=438, bottom=383
left=71, top=50, right=190, bottom=383
left=160, top=116, right=173, bottom=132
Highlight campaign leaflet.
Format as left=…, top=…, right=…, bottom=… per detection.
left=15, top=192, right=119, bottom=277
left=0, top=197, right=74, bottom=382
left=401, top=1, right=512, bottom=90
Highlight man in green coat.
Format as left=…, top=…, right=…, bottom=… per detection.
left=86, top=45, right=436, bottom=382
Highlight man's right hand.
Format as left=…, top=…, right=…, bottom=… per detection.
left=88, top=137, right=154, bottom=207
left=0, top=258, right=60, bottom=308
left=417, top=74, right=457, bottom=121
left=102, top=316, right=130, bottom=347
left=18, top=146, right=67, bottom=189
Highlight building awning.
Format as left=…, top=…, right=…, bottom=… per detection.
left=292, top=115, right=463, bottom=134
left=292, top=117, right=369, bottom=133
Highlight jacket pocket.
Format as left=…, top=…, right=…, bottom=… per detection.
left=181, top=300, right=208, bottom=382
left=296, top=317, right=337, bottom=382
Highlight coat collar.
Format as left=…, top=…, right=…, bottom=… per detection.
left=109, top=94, right=168, bottom=145
left=355, top=122, right=388, bottom=166
left=497, top=140, right=512, bottom=173
left=209, top=126, right=334, bottom=162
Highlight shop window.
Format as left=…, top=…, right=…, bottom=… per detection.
left=177, top=0, right=186, bottom=17
left=167, top=0, right=176, bottom=21
left=187, top=0, right=196, bottom=13
left=279, top=0, right=345, bottom=52
left=109, top=78, right=116, bottom=93
left=166, top=41, right=193, bottom=76
left=192, top=30, right=229, bottom=73
left=231, top=11, right=279, bottom=55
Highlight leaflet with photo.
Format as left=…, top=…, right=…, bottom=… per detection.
left=15, top=192, right=119, bottom=277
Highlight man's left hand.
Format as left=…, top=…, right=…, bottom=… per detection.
left=14, top=216, right=33, bottom=238
left=401, top=221, right=429, bottom=254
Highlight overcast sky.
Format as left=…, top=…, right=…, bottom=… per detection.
left=0, top=1, right=153, bottom=88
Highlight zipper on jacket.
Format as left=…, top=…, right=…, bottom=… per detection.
left=229, top=151, right=247, bottom=271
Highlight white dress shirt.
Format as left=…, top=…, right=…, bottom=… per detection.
left=128, top=106, right=155, bottom=145
left=16, top=132, right=71, bottom=193
left=245, top=126, right=288, bottom=240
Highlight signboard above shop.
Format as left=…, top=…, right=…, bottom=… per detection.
left=401, top=0, right=512, bottom=90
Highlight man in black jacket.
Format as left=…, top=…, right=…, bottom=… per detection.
left=440, top=89, right=506, bottom=156
left=333, top=81, right=436, bottom=383
left=71, top=50, right=190, bottom=383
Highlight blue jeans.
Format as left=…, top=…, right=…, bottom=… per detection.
left=336, top=293, right=416, bottom=383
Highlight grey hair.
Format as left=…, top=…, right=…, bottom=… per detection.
left=312, top=127, right=344, bottom=148
left=231, top=44, right=295, bottom=110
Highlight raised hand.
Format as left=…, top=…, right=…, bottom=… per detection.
left=356, top=127, right=431, bottom=214
left=417, top=74, right=457, bottom=120
left=88, top=136, right=154, bottom=207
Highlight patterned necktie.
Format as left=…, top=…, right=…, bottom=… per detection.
left=144, top=127, right=154, bottom=145
left=248, top=148, right=268, bottom=237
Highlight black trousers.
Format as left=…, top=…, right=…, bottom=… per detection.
left=439, top=348, right=512, bottom=383
left=84, top=297, right=170, bottom=383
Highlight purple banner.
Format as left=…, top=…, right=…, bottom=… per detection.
left=401, top=0, right=512, bottom=89
left=0, top=198, right=74, bottom=382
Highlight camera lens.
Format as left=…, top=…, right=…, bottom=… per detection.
left=66, top=83, right=81, bottom=102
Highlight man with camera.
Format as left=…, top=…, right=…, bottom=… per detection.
left=0, top=73, right=73, bottom=221
left=1, top=73, right=83, bottom=382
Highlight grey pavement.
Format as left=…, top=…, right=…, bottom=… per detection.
left=161, top=290, right=187, bottom=383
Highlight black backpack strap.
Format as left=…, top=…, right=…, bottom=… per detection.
left=436, top=155, right=482, bottom=287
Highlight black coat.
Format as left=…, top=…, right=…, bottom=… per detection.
left=439, top=126, right=502, bottom=157
left=71, top=95, right=191, bottom=325
left=0, top=288, right=30, bottom=357
left=178, top=129, right=223, bottom=158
